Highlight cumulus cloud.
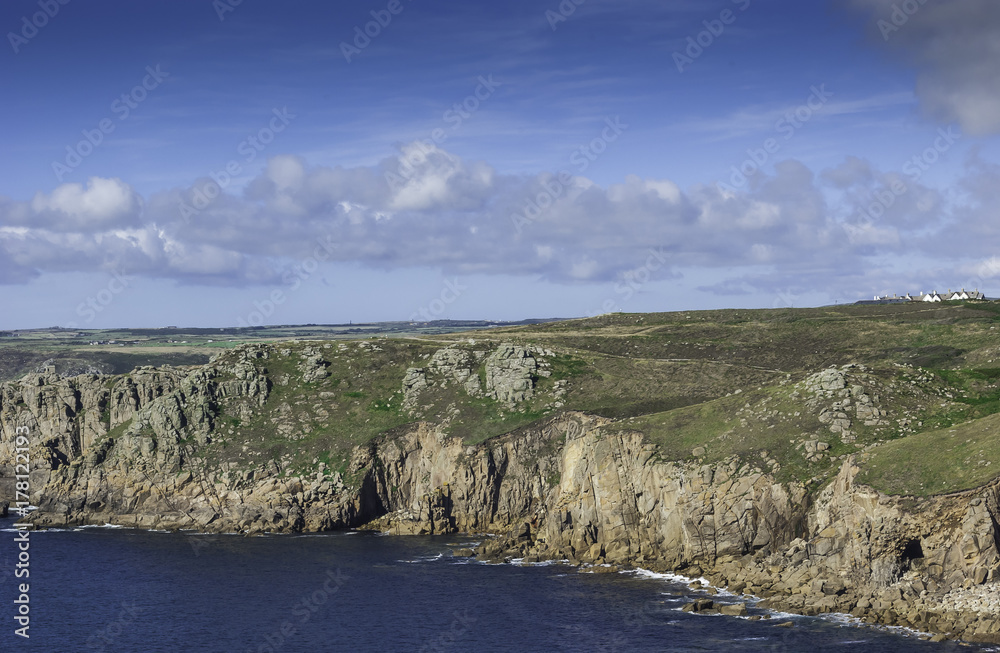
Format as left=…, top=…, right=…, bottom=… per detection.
left=2, top=144, right=999, bottom=300
left=822, top=155, right=945, bottom=232
left=1, top=177, right=142, bottom=232
left=844, top=0, right=1000, bottom=135
left=923, top=153, right=1000, bottom=260
left=386, top=144, right=495, bottom=212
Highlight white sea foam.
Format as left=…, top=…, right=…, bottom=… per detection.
left=398, top=552, right=445, bottom=564
left=624, top=567, right=738, bottom=599
left=627, top=568, right=692, bottom=584
left=514, top=559, right=562, bottom=567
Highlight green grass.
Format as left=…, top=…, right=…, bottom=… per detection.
left=548, top=353, right=590, bottom=381
left=910, top=368, right=1000, bottom=430
left=19, top=300, right=1000, bottom=501
left=194, top=340, right=431, bottom=481
left=856, top=412, right=1000, bottom=496
left=614, top=397, right=739, bottom=460
left=606, top=384, right=841, bottom=485
left=447, top=399, right=549, bottom=446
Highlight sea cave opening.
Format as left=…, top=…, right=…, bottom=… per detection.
left=900, top=538, right=924, bottom=570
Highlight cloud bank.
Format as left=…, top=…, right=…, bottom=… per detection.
left=4, top=138, right=996, bottom=300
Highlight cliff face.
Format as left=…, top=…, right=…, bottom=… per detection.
left=362, top=414, right=1000, bottom=630
left=361, top=414, right=809, bottom=568
left=0, top=365, right=186, bottom=501
left=2, top=340, right=1000, bottom=642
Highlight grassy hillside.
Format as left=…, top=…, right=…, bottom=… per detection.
left=13, top=301, right=1000, bottom=497
left=855, top=412, right=1000, bottom=496
left=499, top=302, right=1000, bottom=371
left=450, top=301, right=1000, bottom=494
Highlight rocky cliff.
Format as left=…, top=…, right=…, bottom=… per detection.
left=2, top=329, right=1000, bottom=643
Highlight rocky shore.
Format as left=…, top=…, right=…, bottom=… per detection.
left=463, top=445, right=1000, bottom=645
left=2, top=340, right=999, bottom=644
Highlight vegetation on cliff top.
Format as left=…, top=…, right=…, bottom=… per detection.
left=8, top=301, right=1000, bottom=498
left=856, top=411, right=1000, bottom=497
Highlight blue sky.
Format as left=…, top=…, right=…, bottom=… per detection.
left=2, top=0, right=1000, bottom=328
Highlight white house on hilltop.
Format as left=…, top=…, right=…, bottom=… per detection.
left=869, top=289, right=986, bottom=303
left=947, top=289, right=985, bottom=300
left=915, top=289, right=986, bottom=302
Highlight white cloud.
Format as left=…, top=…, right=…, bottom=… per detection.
left=387, top=143, right=495, bottom=212
left=266, top=155, right=306, bottom=193
left=3, top=177, right=143, bottom=231
left=845, top=0, right=1000, bottom=135
left=1, top=144, right=1000, bottom=301
left=163, top=239, right=246, bottom=276
left=963, top=257, right=1000, bottom=281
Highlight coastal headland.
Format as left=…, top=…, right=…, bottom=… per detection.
left=4, top=302, right=1000, bottom=643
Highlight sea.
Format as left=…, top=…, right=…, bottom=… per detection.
left=0, top=514, right=994, bottom=652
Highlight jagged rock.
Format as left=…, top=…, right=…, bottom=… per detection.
left=806, top=368, right=848, bottom=393
left=428, top=348, right=482, bottom=396
left=401, top=368, right=429, bottom=408
left=402, top=343, right=542, bottom=409
left=2, top=348, right=1000, bottom=642
left=298, top=349, right=330, bottom=382
left=682, top=599, right=715, bottom=613
left=485, top=344, right=538, bottom=404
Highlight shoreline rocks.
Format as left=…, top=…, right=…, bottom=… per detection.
left=2, top=348, right=999, bottom=643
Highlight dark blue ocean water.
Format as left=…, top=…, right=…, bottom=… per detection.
left=0, top=515, right=993, bottom=652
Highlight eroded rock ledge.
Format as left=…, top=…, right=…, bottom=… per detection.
left=1, top=345, right=998, bottom=643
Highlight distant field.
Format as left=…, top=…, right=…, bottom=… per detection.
left=0, top=319, right=566, bottom=380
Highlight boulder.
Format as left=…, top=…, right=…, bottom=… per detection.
left=719, top=603, right=748, bottom=617
left=681, top=599, right=715, bottom=613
